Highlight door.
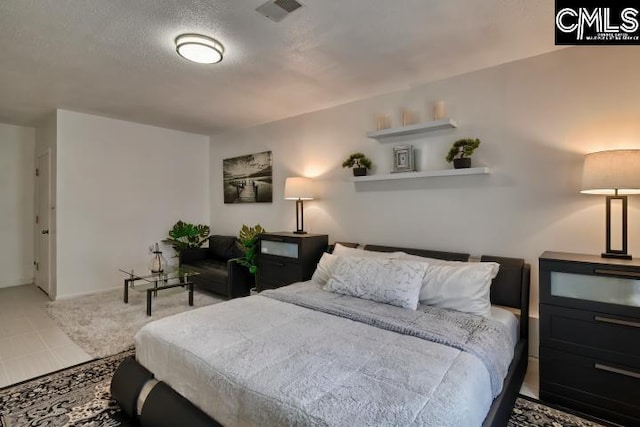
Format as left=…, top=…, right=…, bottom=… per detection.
left=35, top=151, right=51, bottom=296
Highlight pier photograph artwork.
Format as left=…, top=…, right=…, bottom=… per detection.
left=223, top=151, right=273, bottom=203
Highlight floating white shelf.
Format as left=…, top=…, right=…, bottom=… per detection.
left=366, top=118, right=457, bottom=140
left=353, top=167, right=490, bottom=182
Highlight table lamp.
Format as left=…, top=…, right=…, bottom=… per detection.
left=284, top=177, right=314, bottom=234
left=581, top=149, right=640, bottom=259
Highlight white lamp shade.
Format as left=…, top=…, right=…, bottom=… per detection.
left=581, top=149, right=640, bottom=195
left=284, top=177, right=314, bottom=200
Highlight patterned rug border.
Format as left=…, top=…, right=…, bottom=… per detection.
left=0, top=347, right=130, bottom=393
left=0, top=348, right=135, bottom=427
left=516, top=394, right=622, bottom=427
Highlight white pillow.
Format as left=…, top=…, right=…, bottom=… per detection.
left=419, top=262, right=500, bottom=317
left=332, top=243, right=402, bottom=259
left=311, top=252, right=339, bottom=287
left=311, top=249, right=404, bottom=287
left=323, top=257, right=427, bottom=310
left=397, top=251, right=500, bottom=317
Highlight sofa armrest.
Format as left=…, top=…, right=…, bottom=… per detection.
left=180, top=248, right=209, bottom=265
left=227, top=259, right=253, bottom=298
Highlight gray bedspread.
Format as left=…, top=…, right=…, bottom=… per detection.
left=262, top=282, right=514, bottom=397
left=136, top=282, right=515, bottom=427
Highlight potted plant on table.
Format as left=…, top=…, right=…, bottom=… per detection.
left=446, top=138, right=481, bottom=169
left=342, top=152, right=373, bottom=176
left=234, top=224, right=265, bottom=291
left=162, top=220, right=211, bottom=266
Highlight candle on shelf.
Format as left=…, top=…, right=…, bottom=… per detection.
left=375, top=114, right=390, bottom=130
left=433, top=101, right=446, bottom=120
left=400, top=108, right=417, bottom=126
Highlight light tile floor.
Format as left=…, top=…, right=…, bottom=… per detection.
left=0, top=284, right=541, bottom=399
left=0, top=284, right=92, bottom=388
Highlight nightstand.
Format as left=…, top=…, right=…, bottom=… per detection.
left=539, top=251, right=640, bottom=426
left=256, top=232, right=328, bottom=292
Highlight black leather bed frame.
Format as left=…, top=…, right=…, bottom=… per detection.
left=111, top=244, right=530, bottom=427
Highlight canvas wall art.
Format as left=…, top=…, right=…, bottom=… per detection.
left=223, top=151, right=273, bottom=203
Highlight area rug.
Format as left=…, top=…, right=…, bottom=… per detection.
left=509, top=396, right=612, bottom=427
left=46, top=288, right=225, bottom=358
left=0, top=352, right=611, bottom=427
left=0, top=349, right=135, bottom=427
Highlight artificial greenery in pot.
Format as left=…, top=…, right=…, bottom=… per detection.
left=234, top=224, right=265, bottom=282
left=446, top=138, right=481, bottom=169
left=162, top=220, right=211, bottom=263
left=342, top=152, right=373, bottom=176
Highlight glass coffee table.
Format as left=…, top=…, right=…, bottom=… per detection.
left=119, top=267, right=200, bottom=316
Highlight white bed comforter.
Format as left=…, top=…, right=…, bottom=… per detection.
left=135, top=282, right=515, bottom=427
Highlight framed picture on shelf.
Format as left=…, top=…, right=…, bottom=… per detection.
left=392, top=145, right=415, bottom=173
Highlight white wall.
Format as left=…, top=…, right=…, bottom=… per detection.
left=55, top=110, right=209, bottom=298
left=35, top=112, right=58, bottom=298
left=210, top=46, right=640, bottom=353
left=0, top=123, right=35, bottom=288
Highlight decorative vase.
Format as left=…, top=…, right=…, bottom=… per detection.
left=453, top=158, right=471, bottom=169
left=149, top=243, right=167, bottom=273
left=353, top=167, right=367, bottom=176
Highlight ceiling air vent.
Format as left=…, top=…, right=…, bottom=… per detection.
left=256, top=0, right=304, bottom=22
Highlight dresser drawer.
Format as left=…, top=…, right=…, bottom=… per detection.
left=257, top=233, right=328, bottom=292
left=540, top=347, right=640, bottom=424
left=540, top=258, right=640, bottom=316
left=540, top=304, right=640, bottom=367
left=260, top=240, right=299, bottom=260
left=259, top=256, right=303, bottom=285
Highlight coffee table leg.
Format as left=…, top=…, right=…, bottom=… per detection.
left=188, top=282, right=194, bottom=306
left=147, top=289, right=152, bottom=316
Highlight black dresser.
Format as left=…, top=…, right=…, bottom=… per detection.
left=539, top=251, right=640, bottom=426
left=256, top=232, right=328, bottom=292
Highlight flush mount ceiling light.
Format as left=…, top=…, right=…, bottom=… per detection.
left=175, top=34, right=224, bottom=64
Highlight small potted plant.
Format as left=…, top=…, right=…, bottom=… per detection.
left=342, top=152, right=373, bottom=176
left=234, top=224, right=265, bottom=290
left=446, top=138, right=481, bottom=169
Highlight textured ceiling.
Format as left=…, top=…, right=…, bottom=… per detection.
left=0, top=0, right=559, bottom=135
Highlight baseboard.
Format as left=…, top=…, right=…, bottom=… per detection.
left=54, top=285, right=122, bottom=300
left=528, top=315, right=539, bottom=358
left=0, top=277, right=34, bottom=289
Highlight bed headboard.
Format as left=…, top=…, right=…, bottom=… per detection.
left=327, top=242, right=359, bottom=253
left=363, top=244, right=530, bottom=340
left=363, top=244, right=469, bottom=262
left=481, top=255, right=531, bottom=341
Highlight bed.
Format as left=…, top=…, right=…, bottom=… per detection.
left=111, top=244, right=530, bottom=427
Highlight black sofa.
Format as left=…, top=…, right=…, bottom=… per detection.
left=179, top=235, right=253, bottom=299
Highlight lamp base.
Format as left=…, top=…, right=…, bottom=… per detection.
left=601, top=252, right=632, bottom=260
left=293, top=230, right=307, bottom=235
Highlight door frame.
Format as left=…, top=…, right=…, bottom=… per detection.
left=35, top=149, right=52, bottom=296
